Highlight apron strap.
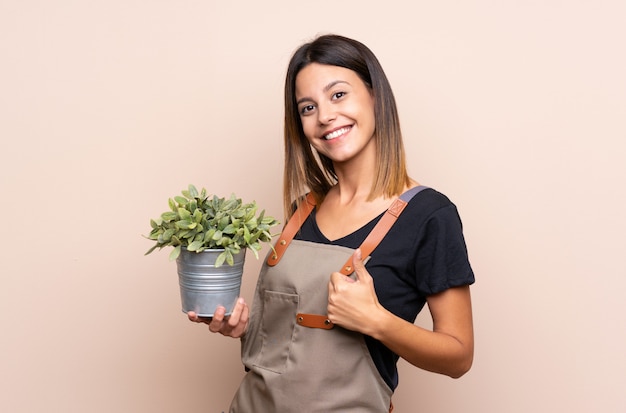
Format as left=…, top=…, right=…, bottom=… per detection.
left=337, top=185, right=428, bottom=275
left=267, top=193, right=316, bottom=266
left=296, top=313, right=334, bottom=329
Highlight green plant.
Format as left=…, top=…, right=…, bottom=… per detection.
left=145, top=184, right=280, bottom=266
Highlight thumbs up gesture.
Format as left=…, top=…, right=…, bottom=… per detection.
left=327, top=248, right=383, bottom=334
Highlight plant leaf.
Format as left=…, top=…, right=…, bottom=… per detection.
left=178, top=208, right=191, bottom=220
left=174, top=195, right=188, bottom=205
left=175, top=220, right=196, bottom=230
left=169, top=246, right=181, bottom=261
left=161, top=211, right=177, bottom=221
left=193, top=209, right=203, bottom=223
left=243, top=225, right=251, bottom=243
left=215, top=251, right=227, bottom=267
left=162, top=228, right=175, bottom=241
left=204, top=229, right=216, bottom=242
left=225, top=249, right=234, bottom=266
left=218, top=216, right=230, bottom=230
left=187, top=240, right=203, bottom=251
left=189, top=184, right=199, bottom=198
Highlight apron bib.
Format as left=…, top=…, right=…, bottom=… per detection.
left=230, top=240, right=392, bottom=412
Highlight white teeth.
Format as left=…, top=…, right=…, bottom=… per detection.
left=324, top=127, right=350, bottom=140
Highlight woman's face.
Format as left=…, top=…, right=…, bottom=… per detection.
left=295, top=63, right=376, bottom=166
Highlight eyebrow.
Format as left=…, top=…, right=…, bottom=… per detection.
left=296, top=80, right=351, bottom=106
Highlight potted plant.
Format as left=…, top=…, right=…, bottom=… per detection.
left=145, top=184, right=279, bottom=317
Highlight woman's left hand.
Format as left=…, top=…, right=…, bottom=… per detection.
left=327, top=248, right=383, bottom=334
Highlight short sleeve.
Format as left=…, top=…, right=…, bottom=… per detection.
left=413, top=203, right=475, bottom=295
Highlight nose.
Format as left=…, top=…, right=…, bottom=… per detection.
left=317, top=102, right=336, bottom=125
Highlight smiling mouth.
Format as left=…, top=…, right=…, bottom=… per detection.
left=323, top=127, right=351, bottom=140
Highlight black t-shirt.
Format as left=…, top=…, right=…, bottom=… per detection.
left=294, top=188, right=475, bottom=390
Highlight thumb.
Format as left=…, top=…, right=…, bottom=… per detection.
left=352, top=248, right=369, bottom=281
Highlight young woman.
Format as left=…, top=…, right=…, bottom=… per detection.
left=189, top=34, right=475, bottom=412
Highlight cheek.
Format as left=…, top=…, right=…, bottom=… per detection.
left=300, top=118, right=317, bottom=140
left=363, top=104, right=376, bottom=132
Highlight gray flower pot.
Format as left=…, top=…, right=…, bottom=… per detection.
left=176, top=248, right=245, bottom=317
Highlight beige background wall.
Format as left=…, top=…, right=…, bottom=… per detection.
left=1, top=1, right=624, bottom=412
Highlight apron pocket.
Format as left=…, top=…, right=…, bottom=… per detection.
left=253, top=290, right=299, bottom=374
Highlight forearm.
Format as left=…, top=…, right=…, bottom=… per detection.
left=327, top=252, right=474, bottom=378
left=368, top=309, right=473, bottom=378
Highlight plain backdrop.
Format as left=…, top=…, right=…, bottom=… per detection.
left=1, top=1, right=625, bottom=412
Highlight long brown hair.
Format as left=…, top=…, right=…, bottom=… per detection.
left=283, top=34, right=410, bottom=218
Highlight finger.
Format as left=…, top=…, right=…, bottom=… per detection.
left=231, top=303, right=250, bottom=338
left=352, top=248, right=369, bottom=281
left=188, top=311, right=201, bottom=323
left=187, top=311, right=213, bottom=325
left=208, top=306, right=226, bottom=332
left=188, top=311, right=196, bottom=321
left=240, top=301, right=249, bottom=325
left=328, top=272, right=340, bottom=289
left=328, top=272, right=350, bottom=297
left=328, top=275, right=336, bottom=296
left=227, top=298, right=246, bottom=327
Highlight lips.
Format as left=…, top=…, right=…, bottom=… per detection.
left=323, top=126, right=351, bottom=140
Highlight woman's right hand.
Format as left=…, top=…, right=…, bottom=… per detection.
left=187, top=297, right=249, bottom=338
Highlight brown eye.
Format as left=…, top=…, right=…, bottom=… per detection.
left=300, top=104, right=315, bottom=115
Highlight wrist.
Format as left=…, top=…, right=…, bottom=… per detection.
left=366, top=305, right=393, bottom=340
